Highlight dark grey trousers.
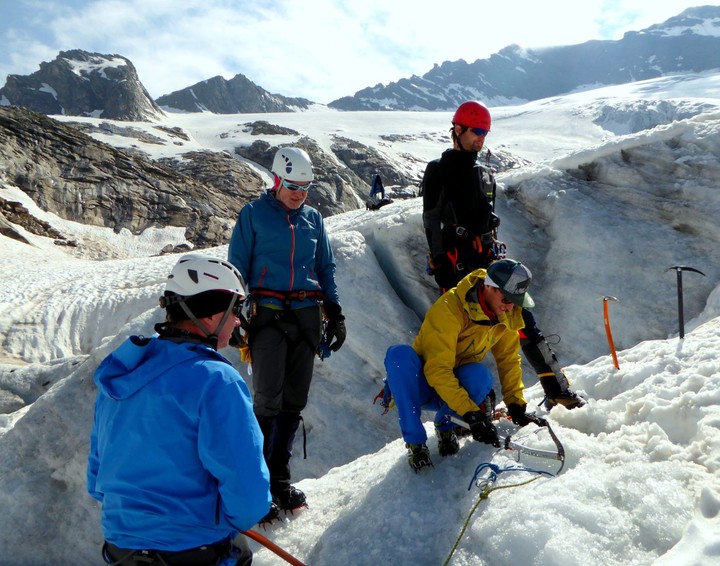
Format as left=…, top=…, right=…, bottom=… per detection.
left=249, top=305, right=322, bottom=493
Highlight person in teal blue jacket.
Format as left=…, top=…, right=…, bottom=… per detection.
left=228, top=147, right=345, bottom=523
left=87, top=254, right=271, bottom=566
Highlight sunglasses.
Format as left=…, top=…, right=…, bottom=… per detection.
left=470, top=127, right=489, bottom=137
left=282, top=179, right=312, bottom=192
left=492, top=286, right=514, bottom=306
left=232, top=300, right=244, bottom=317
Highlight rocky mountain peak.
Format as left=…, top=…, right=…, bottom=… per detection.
left=155, top=72, right=314, bottom=113
left=0, top=49, right=163, bottom=121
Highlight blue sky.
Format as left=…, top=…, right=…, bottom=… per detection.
left=0, top=0, right=711, bottom=104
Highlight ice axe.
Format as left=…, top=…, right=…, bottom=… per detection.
left=666, top=266, right=705, bottom=339
left=599, top=296, right=620, bottom=369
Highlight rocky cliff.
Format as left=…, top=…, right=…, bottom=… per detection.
left=0, top=50, right=163, bottom=121
left=0, top=109, right=417, bottom=256
left=0, top=106, right=258, bottom=249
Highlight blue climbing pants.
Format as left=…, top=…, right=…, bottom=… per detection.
left=384, top=344, right=494, bottom=445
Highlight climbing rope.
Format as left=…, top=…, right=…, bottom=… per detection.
left=443, top=462, right=557, bottom=566
left=243, top=529, right=306, bottom=566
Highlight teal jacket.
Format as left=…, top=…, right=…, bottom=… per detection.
left=228, top=191, right=339, bottom=308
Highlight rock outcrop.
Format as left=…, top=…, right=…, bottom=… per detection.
left=0, top=106, right=257, bottom=247
left=0, top=50, right=163, bottom=121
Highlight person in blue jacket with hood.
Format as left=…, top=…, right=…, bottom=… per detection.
left=87, top=254, right=271, bottom=566
left=228, top=147, right=346, bottom=523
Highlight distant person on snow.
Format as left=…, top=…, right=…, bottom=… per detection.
left=87, top=254, right=271, bottom=566
left=420, top=100, right=585, bottom=410
left=228, top=146, right=346, bottom=523
left=384, top=259, right=544, bottom=470
left=366, top=172, right=393, bottom=210
left=371, top=173, right=385, bottom=200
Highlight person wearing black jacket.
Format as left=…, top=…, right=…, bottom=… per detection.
left=421, top=100, right=585, bottom=410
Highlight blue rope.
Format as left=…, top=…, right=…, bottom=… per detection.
left=468, top=462, right=555, bottom=491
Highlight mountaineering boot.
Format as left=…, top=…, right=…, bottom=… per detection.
left=273, top=485, right=307, bottom=512
left=436, top=428, right=460, bottom=457
left=544, top=389, right=586, bottom=410
left=258, top=501, right=281, bottom=526
left=453, top=424, right=472, bottom=438
left=406, top=443, right=432, bottom=471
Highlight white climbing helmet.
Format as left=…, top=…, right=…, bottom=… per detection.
left=271, top=147, right=314, bottom=183
left=165, top=253, right=246, bottom=299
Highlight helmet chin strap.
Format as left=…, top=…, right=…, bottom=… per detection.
left=452, top=125, right=471, bottom=152
left=178, top=294, right=240, bottom=347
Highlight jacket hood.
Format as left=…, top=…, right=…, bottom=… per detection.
left=93, top=336, right=225, bottom=400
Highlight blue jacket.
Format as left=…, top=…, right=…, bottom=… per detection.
left=87, top=336, right=271, bottom=550
left=228, top=191, right=339, bottom=308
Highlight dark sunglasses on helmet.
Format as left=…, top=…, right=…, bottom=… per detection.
left=470, top=127, right=489, bottom=136
left=282, top=179, right=312, bottom=191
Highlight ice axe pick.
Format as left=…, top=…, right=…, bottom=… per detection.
left=666, top=266, right=705, bottom=339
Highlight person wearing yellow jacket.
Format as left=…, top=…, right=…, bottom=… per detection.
left=384, top=259, right=537, bottom=470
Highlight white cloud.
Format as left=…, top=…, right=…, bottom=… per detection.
left=0, top=0, right=712, bottom=103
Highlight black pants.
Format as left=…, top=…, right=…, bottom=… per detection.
left=250, top=305, right=323, bottom=416
left=102, top=536, right=251, bottom=566
left=257, top=412, right=302, bottom=494
left=249, top=305, right=322, bottom=494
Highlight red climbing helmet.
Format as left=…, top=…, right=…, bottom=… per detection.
left=452, top=101, right=491, bottom=131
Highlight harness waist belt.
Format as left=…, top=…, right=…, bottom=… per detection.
left=251, top=288, right=325, bottom=302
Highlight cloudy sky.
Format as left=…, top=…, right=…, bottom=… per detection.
left=0, top=0, right=711, bottom=103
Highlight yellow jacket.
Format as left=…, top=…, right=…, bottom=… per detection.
left=412, top=269, right=527, bottom=416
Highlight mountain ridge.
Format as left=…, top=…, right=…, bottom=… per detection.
left=1, top=7, right=719, bottom=118
left=329, top=6, right=720, bottom=110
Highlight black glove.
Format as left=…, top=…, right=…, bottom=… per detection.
left=430, top=254, right=457, bottom=291
left=463, top=410, right=500, bottom=447
left=507, top=403, right=548, bottom=427
left=323, top=300, right=346, bottom=352
left=228, top=327, right=243, bottom=348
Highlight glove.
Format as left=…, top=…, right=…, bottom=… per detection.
left=228, top=327, right=243, bottom=348
left=507, top=403, right=531, bottom=427
left=229, top=327, right=252, bottom=363
left=463, top=410, right=500, bottom=447
left=323, top=300, right=346, bottom=352
left=507, top=403, right=548, bottom=427
left=430, top=254, right=457, bottom=291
